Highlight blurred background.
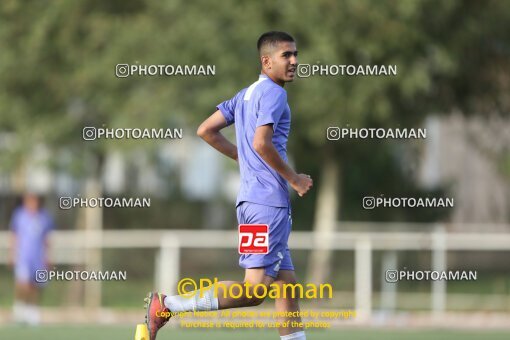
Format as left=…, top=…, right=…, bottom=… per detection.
left=1, top=0, right=510, bottom=339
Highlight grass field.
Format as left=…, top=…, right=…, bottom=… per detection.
left=2, top=326, right=510, bottom=340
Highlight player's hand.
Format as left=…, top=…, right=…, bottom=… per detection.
left=7, top=254, right=14, bottom=268
left=44, top=257, right=52, bottom=270
left=290, top=174, right=313, bottom=197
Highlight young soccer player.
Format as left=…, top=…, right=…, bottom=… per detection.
left=9, top=193, right=54, bottom=325
left=145, top=31, right=313, bottom=340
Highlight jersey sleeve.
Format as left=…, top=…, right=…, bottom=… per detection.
left=256, top=87, right=287, bottom=131
left=216, top=92, right=239, bottom=126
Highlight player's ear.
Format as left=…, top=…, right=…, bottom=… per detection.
left=261, top=55, right=271, bottom=70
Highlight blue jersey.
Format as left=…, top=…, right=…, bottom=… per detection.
left=217, top=74, right=291, bottom=208
left=10, top=207, right=54, bottom=262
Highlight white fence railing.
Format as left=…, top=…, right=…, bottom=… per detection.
left=1, top=225, right=510, bottom=321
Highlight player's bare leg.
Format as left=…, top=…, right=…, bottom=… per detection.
left=13, top=282, right=41, bottom=325
left=162, top=268, right=274, bottom=311
left=216, top=268, right=274, bottom=308
left=274, top=270, right=306, bottom=339
left=145, top=268, right=274, bottom=339
left=13, top=282, right=30, bottom=323
left=14, top=282, right=30, bottom=303
left=27, top=284, right=40, bottom=305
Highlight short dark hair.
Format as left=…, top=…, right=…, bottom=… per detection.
left=257, top=31, right=295, bottom=54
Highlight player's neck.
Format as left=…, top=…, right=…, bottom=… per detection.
left=260, top=71, right=284, bottom=87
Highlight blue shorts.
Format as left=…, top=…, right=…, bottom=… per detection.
left=15, top=259, right=46, bottom=285
left=237, top=201, right=294, bottom=278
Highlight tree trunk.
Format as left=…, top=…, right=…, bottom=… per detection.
left=83, top=176, right=103, bottom=309
left=306, top=157, right=340, bottom=285
left=83, top=153, right=104, bottom=309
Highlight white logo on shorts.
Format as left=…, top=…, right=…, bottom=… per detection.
left=274, top=252, right=284, bottom=272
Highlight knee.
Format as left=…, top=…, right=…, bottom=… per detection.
left=284, top=278, right=298, bottom=286
left=274, top=279, right=301, bottom=301
left=245, top=295, right=265, bottom=306
left=274, top=278, right=298, bottom=289
left=244, top=283, right=268, bottom=306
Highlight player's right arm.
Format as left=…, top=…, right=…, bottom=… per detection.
left=197, top=110, right=238, bottom=161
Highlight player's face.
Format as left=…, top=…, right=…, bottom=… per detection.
left=265, top=41, right=298, bottom=86
left=24, top=194, right=40, bottom=212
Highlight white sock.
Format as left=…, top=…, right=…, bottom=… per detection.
left=164, top=287, right=219, bottom=312
left=281, top=331, right=306, bottom=340
left=13, top=300, right=24, bottom=322
left=26, top=304, right=41, bottom=326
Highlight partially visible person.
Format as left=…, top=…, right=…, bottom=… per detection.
left=8, top=193, right=55, bottom=325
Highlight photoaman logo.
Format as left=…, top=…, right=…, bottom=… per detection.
left=238, top=224, right=268, bottom=254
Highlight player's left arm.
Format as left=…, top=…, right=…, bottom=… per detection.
left=254, top=88, right=312, bottom=196
left=253, top=125, right=312, bottom=197
left=7, top=231, right=16, bottom=268
left=44, top=213, right=55, bottom=269
left=44, top=236, right=51, bottom=269
left=7, top=213, right=18, bottom=268
left=197, top=110, right=238, bottom=161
